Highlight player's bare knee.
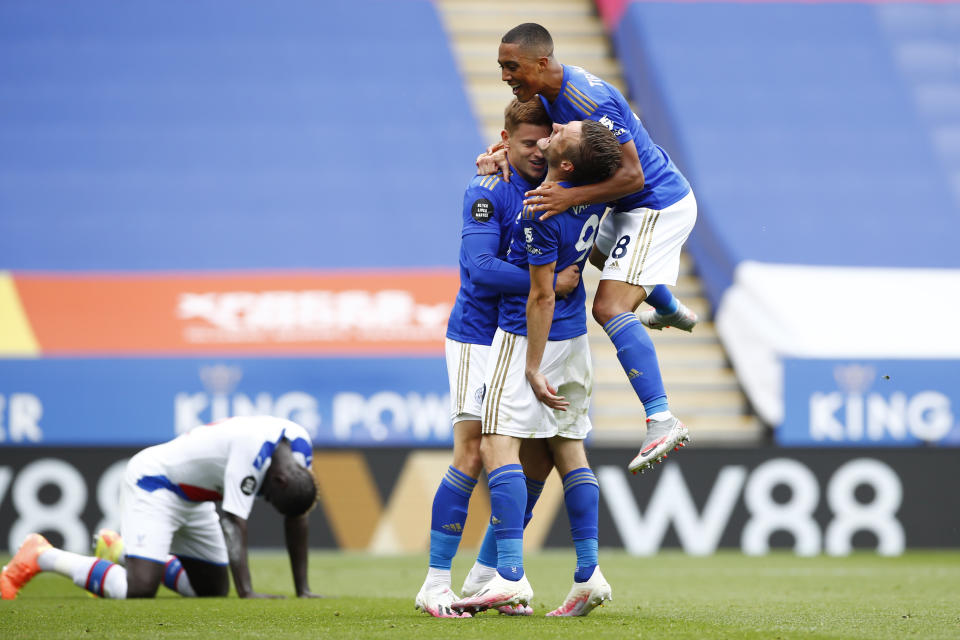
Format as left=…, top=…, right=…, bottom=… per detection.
left=452, top=420, right=483, bottom=477
left=452, top=447, right=482, bottom=478
left=125, top=560, right=163, bottom=598
left=592, top=297, right=621, bottom=326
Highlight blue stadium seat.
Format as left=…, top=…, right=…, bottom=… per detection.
left=0, top=0, right=482, bottom=270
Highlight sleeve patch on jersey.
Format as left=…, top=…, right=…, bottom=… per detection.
left=472, top=198, right=494, bottom=222
left=240, top=475, right=257, bottom=496
left=598, top=115, right=627, bottom=138
left=523, top=226, right=544, bottom=255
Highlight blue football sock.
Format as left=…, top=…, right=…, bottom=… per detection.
left=476, top=475, right=544, bottom=568
left=488, top=464, right=526, bottom=581
left=476, top=524, right=498, bottom=568
left=563, top=468, right=599, bottom=582
left=603, top=312, right=669, bottom=415
left=428, top=465, right=477, bottom=570
left=524, top=477, right=545, bottom=527
left=645, top=285, right=679, bottom=315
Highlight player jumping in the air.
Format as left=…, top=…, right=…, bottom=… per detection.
left=415, top=99, right=581, bottom=618
left=480, top=23, right=695, bottom=474
left=453, top=119, right=622, bottom=616
left=1, top=416, right=320, bottom=600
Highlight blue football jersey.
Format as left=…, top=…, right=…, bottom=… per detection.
left=446, top=168, right=535, bottom=344
left=539, top=65, right=690, bottom=212
left=498, top=185, right=605, bottom=340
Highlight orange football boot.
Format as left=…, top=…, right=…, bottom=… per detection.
left=1, top=533, right=52, bottom=599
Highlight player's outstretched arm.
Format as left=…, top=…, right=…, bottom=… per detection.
left=524, top=139, right=644, bottom=220
left=220, top=512, right=283, bottom=599
left=284, top=514, right=322, bottom=598
left=526, top=261, right=568, bottom=411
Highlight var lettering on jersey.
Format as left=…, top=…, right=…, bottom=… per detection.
left=498, top=189, right=605, bottom=340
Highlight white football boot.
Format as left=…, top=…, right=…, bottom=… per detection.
left=462, top=564, right=532, bottom=615
left=451, top=572, right=533, bottom=614
left=637, top=301, right=698, bottom=332
left=415, top=582, right=472, bottom=618
left=628, top=416, right=690, bottom=475
left=546, top=566, right=612, bottom=617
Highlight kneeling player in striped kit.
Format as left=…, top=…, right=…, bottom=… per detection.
left=1, top=416, right=320, bottom=600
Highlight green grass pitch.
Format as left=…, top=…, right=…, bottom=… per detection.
left=2, top=550, right=958, bottom=639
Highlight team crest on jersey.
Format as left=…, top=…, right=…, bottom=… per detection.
left=472, top=198, right=493, bottom=222
left=240, top=475, right=257, bottom=496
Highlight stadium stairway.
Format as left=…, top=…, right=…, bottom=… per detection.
left=435, top=0, right=762, bottom=445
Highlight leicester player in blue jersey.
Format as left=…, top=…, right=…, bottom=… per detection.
left=415, top=99, right=581, bottom=618
left=484, top=23, right=695, bottom=475
left=453, top=120, right=622, bottom=617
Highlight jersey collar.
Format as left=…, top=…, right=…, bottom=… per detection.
left=507, top=162, right=538, bottom=192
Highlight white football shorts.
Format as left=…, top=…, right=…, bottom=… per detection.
left=480, top=329, right=593, bottom=439
left=445, top=338, right=491, bottom=425
left=595, top=190, right=697, bottom=289
left=120, top=451, right=229, bottom=566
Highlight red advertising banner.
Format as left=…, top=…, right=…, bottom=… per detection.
left=13, top=270, right=458, bottom=356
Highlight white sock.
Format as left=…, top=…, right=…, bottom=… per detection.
left=647, top=411, right=673, bottom=423
left=423, top=567, right=451, bottom=590
left=38, top=548, right=127, bottom=599
left=465, top=561, right=496, bottom=584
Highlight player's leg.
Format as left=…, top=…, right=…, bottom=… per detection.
left=593, top=211, right=697, bottom=332
left=468, top=438, right=553, bottom=616
left=545, top=437, right=612, bottom=617
left=93, top=528, right=204, bottom=597
left=0, top=533, right=136, bottom=600
left=170, top=502, right=231, bottom=597
left=416, top=340, right=486, bottom=618
left=174, top=556, right=227, bottom=597
left=592, top=199, right=696, bottom=473
left=453, top=331, right=538, bottom=613
left=462, top=438, right=550, bottom=614
left=1, top=467, right=169, bottom=600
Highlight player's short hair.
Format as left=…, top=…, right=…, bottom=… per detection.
left=277, top=465, right=318, bottom=517
left=566, top=120, right=622, bottom=185
left=501, top=23, right=554, bottom=58
left=504, top=98, right=551, bottom=134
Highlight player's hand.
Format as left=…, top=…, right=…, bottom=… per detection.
left=524, top=182, right=574, bottom=220
left=476, top=147, right=511, bottom=182
left=526, top=370, right=568, bottom=411
left=241, top=592, right=285, bottom=599
left=554, top=264, right=580, bottom=298
left=485, top=140, right=506, bottom=156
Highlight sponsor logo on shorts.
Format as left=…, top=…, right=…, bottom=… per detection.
left=240, top=475, right=257, bottom=495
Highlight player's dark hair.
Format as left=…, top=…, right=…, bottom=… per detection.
left=504, top=98, right=551, bottom=134
left=278, top=465, right=318, bottom=517
left=567, top=120, right=622, bottom=185
left=501, top=23, right=554, bottom=58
